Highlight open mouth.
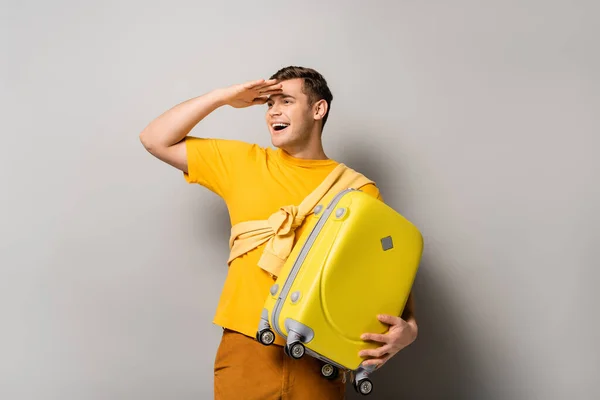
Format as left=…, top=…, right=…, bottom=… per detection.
left=272, top=123, right=290, bottom=132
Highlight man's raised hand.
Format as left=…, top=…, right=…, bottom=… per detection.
left=221, top=79, right=283, bottom=108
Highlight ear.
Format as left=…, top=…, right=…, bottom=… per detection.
left=313, top=99, right=328, bottom=121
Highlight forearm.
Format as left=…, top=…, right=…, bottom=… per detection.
left=139, top=88, right=228, bottom=149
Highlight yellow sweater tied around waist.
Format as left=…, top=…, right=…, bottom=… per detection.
left=227, top=163, right=374, bottom=278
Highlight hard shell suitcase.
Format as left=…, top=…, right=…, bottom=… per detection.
left=255, top=188, right=424, bottom=396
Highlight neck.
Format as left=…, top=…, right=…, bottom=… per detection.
left=284, top=145, right=327, bottom=160
left=281, top=123, right=329, bottom=160
left=281, top=135, right=328, bottom=160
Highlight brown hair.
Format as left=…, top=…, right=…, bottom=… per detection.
left=270, top=66, right=333, bottom=129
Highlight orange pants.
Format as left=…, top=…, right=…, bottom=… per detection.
left=214, top=329, right=346, bottom=400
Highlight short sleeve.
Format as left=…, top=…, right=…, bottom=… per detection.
left=183, top=137, right=258, bottom=199
left=358, top=182, right=384, bottom=201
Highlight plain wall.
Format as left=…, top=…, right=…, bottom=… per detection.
left=2, top=0, right=599, bottom=399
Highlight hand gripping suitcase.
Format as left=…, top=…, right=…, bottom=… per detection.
left=255, top=188, right=424, bottom=396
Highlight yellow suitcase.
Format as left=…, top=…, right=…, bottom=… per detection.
left=255, top=188, right=423, bottom=396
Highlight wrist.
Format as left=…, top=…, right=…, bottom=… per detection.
left=207, top=87, right=231, bottom=108
left=407, top=318, right=418, bottom=339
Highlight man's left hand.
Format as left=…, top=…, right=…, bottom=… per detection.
left=358, top=314, right=418, bottom=369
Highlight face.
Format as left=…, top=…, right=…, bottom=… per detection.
left=265, top=78, right=323, bottom=151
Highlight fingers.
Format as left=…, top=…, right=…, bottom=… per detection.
left=258, top=83, right=283, bottom=95
left=361, top=354, right=391, bottom=368
left=258, top=90, right=283, bottom=98
left=251, top=96, right=269, bottom=105
left=245, top=78, right=279, bottom=90
left=259, top=78, right=279, bottom=88
left=360, top=333, right=389, bottom=343
left=244, top=79, right=267, bottom=89
left=378, top=314, right=403, bottom=326
left=359, top=344, right=392, bottom=359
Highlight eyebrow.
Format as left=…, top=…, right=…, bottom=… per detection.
left=269, top=93, right=295, bottom=100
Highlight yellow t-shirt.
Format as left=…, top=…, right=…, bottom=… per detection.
left=183, top=137, right=382, bottom=345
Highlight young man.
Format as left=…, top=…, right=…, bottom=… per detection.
left=139, top=66, right=418, bottom=399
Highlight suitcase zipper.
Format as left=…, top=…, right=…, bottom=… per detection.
left=270, top=188, right=356, bottom=339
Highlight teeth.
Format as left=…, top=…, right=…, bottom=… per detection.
left=272, top=123, right=289, bottom=128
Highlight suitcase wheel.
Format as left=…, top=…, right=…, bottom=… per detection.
left=320, top=363, right=339, bottom=380
left=284, top=341, right=305, bottom=359
left=256, top=329, right=275, bottom=346
left=354, top=378, right=373, bottom=396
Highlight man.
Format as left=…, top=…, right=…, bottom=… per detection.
left=139, top=66, right=418, bottom=399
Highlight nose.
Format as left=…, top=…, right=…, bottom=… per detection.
left=268, top=103, right=282, bottom=116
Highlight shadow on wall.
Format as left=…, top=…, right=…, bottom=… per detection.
left=342, top=140, right=479, bottom=400
left=187, top=191, right=231, bottom=268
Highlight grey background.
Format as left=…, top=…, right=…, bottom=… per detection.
left=2, top=0, right=599, bottom=399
